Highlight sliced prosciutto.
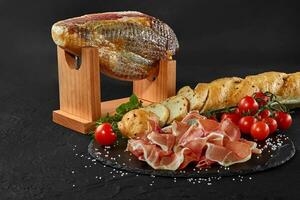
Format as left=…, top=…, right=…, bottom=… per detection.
left=126, top=111, right=261, bottom=170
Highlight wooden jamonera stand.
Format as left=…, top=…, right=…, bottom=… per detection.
left=52, top=47, right=176, bottom=134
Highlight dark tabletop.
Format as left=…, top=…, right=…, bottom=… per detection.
left=1, top=0, right=300, bottom=199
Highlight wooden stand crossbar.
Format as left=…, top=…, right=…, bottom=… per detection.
left=53, top=46, right=176, bottom=134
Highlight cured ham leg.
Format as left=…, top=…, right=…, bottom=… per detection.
left=51, top=11, right=179, bottom=80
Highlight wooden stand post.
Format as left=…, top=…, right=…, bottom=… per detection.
left=133, top=60, right=176, bottom=102
left=52, top=46, right=176, bottom=134
left=53, top=47, right=101, bottom=133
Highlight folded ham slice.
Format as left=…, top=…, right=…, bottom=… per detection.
left=126, top=111, right=261, bottom=170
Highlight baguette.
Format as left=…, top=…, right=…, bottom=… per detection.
left=228, top=72, right=287, bottom=107
left=278, top=72, right=300, bottom=109
left=199, top=77, right=242, bottom=112
left=192, top=71, right=300, bottom=113
left=119, top=71, right=300, bottom=138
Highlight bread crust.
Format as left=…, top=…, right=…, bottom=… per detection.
left=162, top=96, right=189, bottom=124
left=119, top=71, right=300, bottom=137
left=177, top=86, right=203, bottom=111
left=118, top=109, right=158, bottom=138
left=197, top=71, right=298, bottom=113
left=278, top=72, right=300, bottom=98
left=194, top=83, right=209, bottom=111
left=141, top=103, right=169, bottom=127
left=201, top=77, right=242, bottom=112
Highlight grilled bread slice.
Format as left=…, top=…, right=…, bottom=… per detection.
left=162, top=96, right=189, bottom=124
left=141, top=103, right=170, bottom=127
left=177, top=86, right=203, bottom=111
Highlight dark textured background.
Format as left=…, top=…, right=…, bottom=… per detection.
left=0, top=0, right=299, bottom=199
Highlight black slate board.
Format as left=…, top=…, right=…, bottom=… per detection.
left=88, top=133, right=295, bottom=178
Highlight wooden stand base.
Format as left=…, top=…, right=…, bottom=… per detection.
left=53, top=47, right=176, bottom=134
left=53, top=110, right=95, bottom=133
left=53, top=98, right=153, bottom=133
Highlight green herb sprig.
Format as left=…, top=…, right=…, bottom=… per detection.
left=202, top=92, right=290, bottom=119
left=95, top=94, right=142, bottom=136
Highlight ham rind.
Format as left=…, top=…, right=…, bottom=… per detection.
left=126, top=111, right=261, bottom=170
left=52, top=11, right=179, bottom=80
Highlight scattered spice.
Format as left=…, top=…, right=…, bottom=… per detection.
left=69, top=132, right=291, bottom=188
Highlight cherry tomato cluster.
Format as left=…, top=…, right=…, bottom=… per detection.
left=94, top=123, right=117, bottom=146
left=221, top=92, right=292, bottom=141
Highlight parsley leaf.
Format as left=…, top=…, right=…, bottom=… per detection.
left=95, top=94, right=142, bottom=135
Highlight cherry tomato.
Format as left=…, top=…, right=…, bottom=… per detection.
left=254, top=92, right=270, bottom=106
left=250, top=121, right=270, bottom=141
left=238, top=116, right=257, bottom=134
left=258, top=109, right=271, bottom=120
left=221, top=113, right=241, bottom=125
left=275, top=112, right=293, bottom=130
left=234, top=108, right=241, bottom=115
left=262, top=117, right=278, bottom=134
left=94, top=123, right=117, bottom=146
left=238, top=96, right=259, bottom=115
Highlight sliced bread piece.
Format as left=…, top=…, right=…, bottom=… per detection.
left=177, top=86, right=203, bottom=111
left=118, top=109, right=158, bottom=138
left=194, top=83, right=210, bottom=111
left=162, top=96, right=189, bottom=124
left=141, top=103, right=170, bottom=127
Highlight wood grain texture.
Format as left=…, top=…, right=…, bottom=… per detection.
left=57, top=46, right=101, bottom=121
left=53, top=110, right=95, bottom=133
left=53, top=47, right=160, bottom=134
left=53, top=47, right=101, bottom=134
left=133, top=59, right=176, bottom=103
